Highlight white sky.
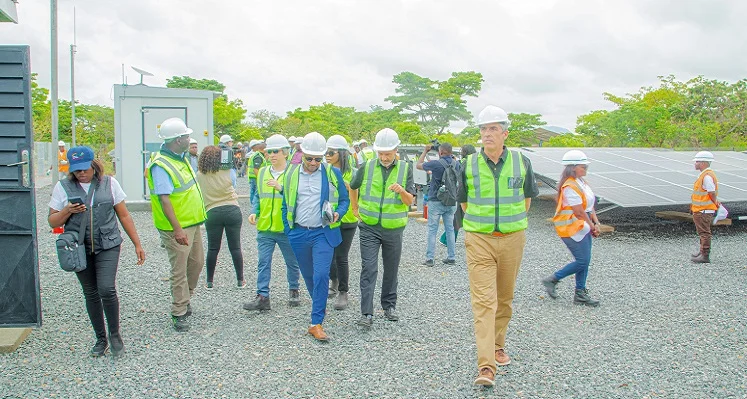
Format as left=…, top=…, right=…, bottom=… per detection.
left=2, top=0, right=746, bottom=131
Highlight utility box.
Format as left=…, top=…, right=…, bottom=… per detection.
left=113, top=85, right=215, bottom=202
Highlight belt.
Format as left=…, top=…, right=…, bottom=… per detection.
left=295, top=223, right=323, bottom=230
left=491, top=231, right=515, bottom=237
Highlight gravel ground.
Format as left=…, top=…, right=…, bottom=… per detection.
left=1, top=178, right=746, bottom=399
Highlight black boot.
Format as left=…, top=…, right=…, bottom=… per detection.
left=91, top=336, right=108, bottom=357
left=541, top=276, right=559, bottom=299
left=109, top=332, right=125, bottom=356
left=573, top=289, right=600, bottom=307
left=691, top=252, right=710, bottom=263
left=243, top=295, right=271, bottom=311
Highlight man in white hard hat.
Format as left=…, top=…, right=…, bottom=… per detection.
left=290, top=137, right=304, bottom=165
left=356, top=139, right=376, bottom=167
left=281, top=132, right=350, bottom=341
left=460, top=105, right=539, bottom=387
left=49, top=141, right=69, bottom=180
left=188, top=138, right=199, bottom=172
left=691, top=151, right=720, bottom=263
left=146, top=117, right=208, bottom=332
left=350, top=128, right=415, bottom=328
left=288, top=136, right=297, bottom=159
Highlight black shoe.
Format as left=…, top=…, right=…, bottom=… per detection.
left=90, top=337, right=108, bottom=357
left=172, top=314, right=190, bottom=332
left=573, top=289, right=600, bottom=307
left=243, top=294, right=271, bottom=311
left=442, top=258, right=456, bottom=265
left=109, top=333, right=125, bottom=356
left=691, top=253, right=710, bottom=263
left=288, top=289, right=300, bottom=307
left=423, top=259, right=435, bottom=267
left=357, top=314, right=373, bottom=328
left=184, top=303, right=193, bottom=317
left=384, top=308, right=399, bottom=321
left=206, top=281, right=213, bottom=289
left=541, top=276, right=559, bottom=299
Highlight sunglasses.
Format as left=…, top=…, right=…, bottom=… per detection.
left=304, top=157, right=323, bottom=163
left=325, top=151, right=338, bottom=157
left=267, top=149, right=281, bottom=154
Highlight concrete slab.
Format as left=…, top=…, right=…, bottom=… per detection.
left=0, top=328, right=31, bottom=353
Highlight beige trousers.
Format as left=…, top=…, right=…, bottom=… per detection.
left=159, top=225, right=205, bottom=316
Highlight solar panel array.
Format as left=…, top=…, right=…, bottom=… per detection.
left=518, top=148, right=747, bottom=207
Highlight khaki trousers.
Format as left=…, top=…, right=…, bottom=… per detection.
left=465, top=230, right=526, bottom=372
left=159, top=225, right=205, bottom=316
left=693, top=212, right=714, bottom=255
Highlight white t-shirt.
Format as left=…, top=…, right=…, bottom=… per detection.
left=562, top=178, right=595, bottom=242
left=48, top=177, right=127, bottom=211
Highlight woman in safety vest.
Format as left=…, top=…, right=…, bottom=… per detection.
left=324, top=135, right=359, bottom=310
left=48, top=146, right=146, bottom=357
left=195, top=146, right=244, bottom=289
left=541, top=150, right=601, bottom=307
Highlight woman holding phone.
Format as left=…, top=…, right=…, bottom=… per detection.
left=48, top=146, right=145, bottom=357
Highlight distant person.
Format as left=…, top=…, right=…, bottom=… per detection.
left=690, top=151, right=721, bottom=263
left=541, top=150, right=601, bottom=307
left=48, top=141, right=69, bottom=180
left=196, top=145, right=245, bottom=289
left=48, top=146, right=145, bottom=357
left=440, top=144, right=477, bottom=246
left=290, top=137, right=304, bottom=165
left=188, top=138, right=199, bottom=172
left=416, top=141, right=459, bottom=266
left=461, top=106, right=539, bottom=387
left=248, top=140, right=268, bottom=208
left=356, top=139, right=376, bottom=166
left=146, top=118, right=207, bottom=332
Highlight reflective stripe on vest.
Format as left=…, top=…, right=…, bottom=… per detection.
left=691, top=169, right=718, bottom=212
left=146, top=152, right=207, bottom=231
left=283, top=164, right=342, bottom=229
left=358, top=160, right=409, bottom=229
left=256, top=166, right=286, bottom=232
left=463, top=151, right=528, bottom=234
left=552, top=178, right=587, bottom=237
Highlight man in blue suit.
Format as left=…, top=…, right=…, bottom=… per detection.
left=282, top=132, right=349, bottom=341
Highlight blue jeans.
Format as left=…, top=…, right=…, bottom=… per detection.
left=426, top=200, right=457, bottom=261
left=256, top=231, right=300, bottom=297
left=287, top=227, right=335, bottom=325
left=554, top=233, right=592, bottom=289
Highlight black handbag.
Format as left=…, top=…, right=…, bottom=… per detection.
left=55, top=180, right=95, bottom=272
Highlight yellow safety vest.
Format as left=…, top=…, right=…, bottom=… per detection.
left=358, top=159, right=409, bottom=229
left=146, top=152, right=207, bottom=231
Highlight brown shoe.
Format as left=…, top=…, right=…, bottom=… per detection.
left=474, top=367, right=495, bottom=386
left=307, top=324, right=329, bottom=342
left=495, top=349, right=511, bottom=366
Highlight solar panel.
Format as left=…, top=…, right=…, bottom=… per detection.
left=518, top=148, right=747, bottom=207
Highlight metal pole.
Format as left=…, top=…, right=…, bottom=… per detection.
left=50, top=0, right=59, bottom=185
left=70, top=44, right=76, bottom=147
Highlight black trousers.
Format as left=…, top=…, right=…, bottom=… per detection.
left=205, top=205, right=244, bottom=282
left=329, top=223, right=357, bottom=293
left=76, top=245, right=121, bottom=339
left=359, top=223, right=404, bottom=315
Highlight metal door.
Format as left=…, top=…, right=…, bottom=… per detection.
left=141, top=107, right=187, bottom=199
left=0, top=46, right=41, bottom=327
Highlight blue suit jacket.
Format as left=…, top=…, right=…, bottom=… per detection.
left=282, top=164, right=350, bottom=247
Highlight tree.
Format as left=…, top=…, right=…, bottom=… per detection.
left=545, top=134, right=585, bottom=147
left=249, top=109, right=281, bottom=137
left=166, top=76, right=225, bottom=93
left=385, top=71, right=484, bottom=134
left=505, top=113, right=547, bottom=147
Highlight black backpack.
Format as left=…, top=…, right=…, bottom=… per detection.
left=436, top=159, right=459, bottom=206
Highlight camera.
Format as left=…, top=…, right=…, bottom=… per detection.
left=430, top=139, right=440, bottom=152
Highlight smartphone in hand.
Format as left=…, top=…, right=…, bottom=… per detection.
left=68, top=197, right=86, bottom=208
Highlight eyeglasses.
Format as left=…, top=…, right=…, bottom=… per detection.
left=304, top=157, right=323, bottom=163
left=325, top=151, right=338, bottom=157
left=267, top=149, right=281, bottom=154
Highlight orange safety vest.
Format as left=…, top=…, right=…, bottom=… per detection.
left=691, top=169, right=718, bottom=212
left=58, top=149, right=69, bottom=173
left=552, top=178, right=588, bottom=238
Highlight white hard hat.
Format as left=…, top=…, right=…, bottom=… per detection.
left=265, top=134, right=290, bottom=150
left=219, top=134, right=233, bottom=144
left=300, top=132, right=327, bottom=156
left=189, top=138, right=198, bottom=144
left=359, top=139, right=368, bottom=145
left=352, top=140, right=360, bottom=146
left=477, top=105, right=511, bottom=128
left=294, top=136, right=304, bottom=144
left=57, top=141, right=66, bottom=147
left=158, top=118, right=193, bottom=140
left=249, top=139, right=265, bottom=148
left=561, top=150, right=591, bottom=165
left=288, top=136, right=297, bottom=142
left=326, top=135, right=349, bottom=151
left=373, top=128, right=400, bottom=152
left=693, top=151, right=714, bottom=162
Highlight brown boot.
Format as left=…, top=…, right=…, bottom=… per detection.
left=474, top=367, right=495, bottom=387
left=307, top=324, right=329, bottom=342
